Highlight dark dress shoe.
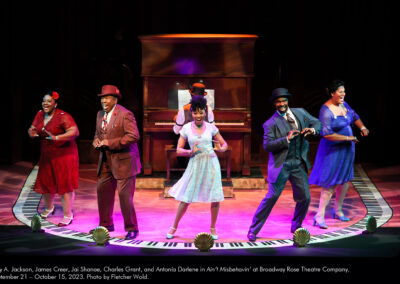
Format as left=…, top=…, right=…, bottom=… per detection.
left=291, top=226, right=302, bottom=234
left=90, top=225, right=114, bottom=234
left=104, top=225, right=115, bottom=232
left=247, top=232, right=256, bottom=242
left=125, top=230, right=139, bottom=240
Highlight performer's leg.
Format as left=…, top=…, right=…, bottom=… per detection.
left=58, top=192, right=75, bottom=226
left=97, top=170, right=117, bottom=227
left=333, top=182, right=350, bottom=219
left=314, top=187, right=334, bottom=225
left=210, top=202, right=220, bottom=236
left=168, top=202, right=190, bottom=235
left=118, top=176, right=139, bottom=232
left=248, top=167, right=288, bottom=235
left=60, top=191, right=75, bottom=217
left=289, top=163, right=311, bottom=231
left=40, top=193, right=56, bottom=217
left=43, top=193, right=55, bottom=210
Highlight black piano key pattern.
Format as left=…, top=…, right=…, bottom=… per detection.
left=13, top=164, right=393, bottom=250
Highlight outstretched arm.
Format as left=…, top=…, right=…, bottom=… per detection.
left=212, top=132, right=228, bottom=152
left=303, top=109, right=321, bottom=136
left=354, top=119, right=369, bottom=137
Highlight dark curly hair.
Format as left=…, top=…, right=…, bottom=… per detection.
left=190, top=95, right=207, bottom=112
left=326, top=80, right=345, bottom=96
left=45, top=91, right=60, bottom=101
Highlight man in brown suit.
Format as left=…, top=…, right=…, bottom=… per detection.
left=91, top=85, right=141, bottom=240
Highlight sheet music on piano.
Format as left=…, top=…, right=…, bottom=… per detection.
left=178, top=89, right=215, bottom=110
left=168, top=89, right=215, bottom=110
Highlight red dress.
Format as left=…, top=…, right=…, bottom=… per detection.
left=32, top=108, right=79, bottom=194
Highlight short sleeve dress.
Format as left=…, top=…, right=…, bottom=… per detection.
left=168, top=122, right=224, bottom=203
left=32, top=108, right=79, bottom=194
left=309, top=101, right=360, bottom=188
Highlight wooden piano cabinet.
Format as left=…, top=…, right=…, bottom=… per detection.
left=143, top=109, right=251, bottom=174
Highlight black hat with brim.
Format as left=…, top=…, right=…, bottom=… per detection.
left=270, top=88, right=292, bottom=102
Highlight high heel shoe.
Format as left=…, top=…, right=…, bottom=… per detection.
left=57, top=215, right=74, bottom=227
left=331, top=208, right=350, bottom=221
left=210, top=227, right=218, bottom=240
left=313, top=216, right=328, bottom=229
left=166, top=227, right=176, bottom=239
left=39, top=206, right=55, bottom=219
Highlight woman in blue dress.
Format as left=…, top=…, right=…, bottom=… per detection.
left=309, top=80, right=369, bottom=229
left=166, top=95, right=228, bottom=240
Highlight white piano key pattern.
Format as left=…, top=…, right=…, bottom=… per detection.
left=13, top=164, right=393, bottom=250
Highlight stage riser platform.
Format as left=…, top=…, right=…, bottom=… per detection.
left=136, top=177, right=264, bottom=191
left=163, top=181, right=234, bottom=198
left=136, top=166, right=265, bottom=191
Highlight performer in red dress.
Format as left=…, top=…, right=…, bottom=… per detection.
left=28, top=91, right=79, bottom=227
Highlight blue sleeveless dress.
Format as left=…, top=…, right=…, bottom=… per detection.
left=309, top=102, right=360, bottom=188
left=168, top=122, right=224, bottom=203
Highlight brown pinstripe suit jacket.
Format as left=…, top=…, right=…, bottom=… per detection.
left=94, top=104, right=141, bottom=179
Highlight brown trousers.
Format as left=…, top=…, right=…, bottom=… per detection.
left=97, top=158, right=138, bottom=232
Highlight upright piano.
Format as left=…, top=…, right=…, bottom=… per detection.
left=139, top=34, right=258, bottom=176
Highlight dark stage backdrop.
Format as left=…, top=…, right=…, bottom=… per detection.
left=3, top=0, right=396, bottom=166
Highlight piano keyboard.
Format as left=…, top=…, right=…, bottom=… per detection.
left=153, top=122, right=245, bottom=126
left=13, top=164, right=392, bottom=250
left=215, top=122, right=245, bottom=126
left=154, top=122, right=175, bottom=126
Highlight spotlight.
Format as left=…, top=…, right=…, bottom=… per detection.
left=194, top=232, right=214, bottom=252
left=293, top=228, right=310, bottom=247
left=31, top=214, right=42, bottom=232
left=91, top=226, right=110, bottom=246
left=366, top=216, right=377, bottom=233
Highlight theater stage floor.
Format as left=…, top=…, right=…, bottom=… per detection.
left=0, top=161, right=399, bottom=278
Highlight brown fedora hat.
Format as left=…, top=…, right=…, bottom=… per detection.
left=98, top=85, right=122, bottom=99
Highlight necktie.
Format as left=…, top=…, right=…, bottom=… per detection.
left=102, top=113, right=108, bottom=130
left=286, top=113, right=298, bottom=130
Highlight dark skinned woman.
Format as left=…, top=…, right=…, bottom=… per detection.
left=28, top=91, right=79, bottom=227
left=166, top=95, right=228, bottom=240
left=309, top=80, right=369, bottom=229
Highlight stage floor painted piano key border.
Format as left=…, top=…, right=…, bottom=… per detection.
left=12, top=164, right=393, bottom=250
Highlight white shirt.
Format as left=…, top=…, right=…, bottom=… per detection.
left=279, top=108, right=299, bottom=129
left=102, top=104, right=117, bottom=129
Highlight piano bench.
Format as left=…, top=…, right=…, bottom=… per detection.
left=165, top=145, right=231, bottom=182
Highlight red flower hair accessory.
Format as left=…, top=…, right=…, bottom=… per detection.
left=52, top=92, right=59, bottom=100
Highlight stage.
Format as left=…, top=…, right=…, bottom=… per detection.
left=1, top=161, right=399, bottom=279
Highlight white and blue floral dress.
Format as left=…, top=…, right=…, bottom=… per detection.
left=168, top=122, right=224, bottom=203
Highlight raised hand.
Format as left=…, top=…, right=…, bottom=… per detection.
left=301, top=128, right=314, bottom=137
left=191, top=142, right=201, bottom=156
left=213, top=140, right=222, bottom=152
left=93, top=138, right=109, bottom=148
left=287, top=130, right=300, bottom=140
left=361, top=128, right=369, bottom=137
left=28, top=126, right=38, bottom=138
left=44, top=129, right=56, bottom=141
left=93, top=138, right=101, bottom=148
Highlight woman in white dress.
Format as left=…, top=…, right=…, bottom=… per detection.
left=167, top=95, right=228, bottom=240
